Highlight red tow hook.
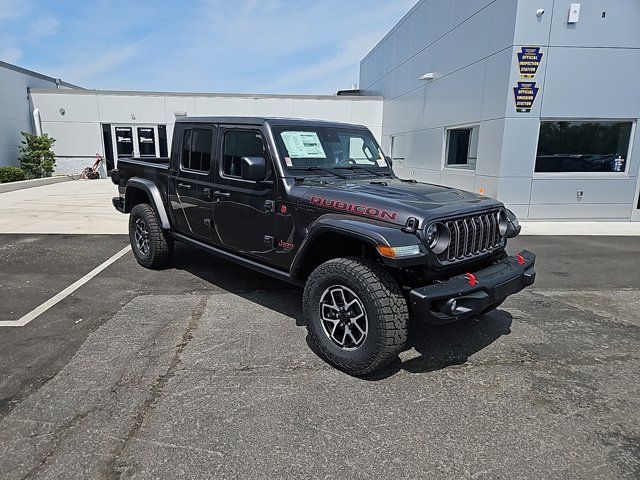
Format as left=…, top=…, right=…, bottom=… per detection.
left=515, top=253, right=526, bottom=265
left=464, top=273, right=478, bottom=286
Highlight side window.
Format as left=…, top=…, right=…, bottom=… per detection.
left=181, top=128, right=213, bottom=173
left=348, top=137, right=377, bottom=164
left=222, top=130, right=267, bottom=178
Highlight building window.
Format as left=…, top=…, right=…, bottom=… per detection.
left=181, top=129, right=212, bottom=173
left=101, top=124, right=114, bottom=171
left=535, top=121, right=633, bottom=173
left=222, top=130, right=266, bottom=178
left=445, top=126, right=478, bottom=170
left=158, top=125, right=168, bottom=158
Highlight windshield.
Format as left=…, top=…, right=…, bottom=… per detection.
left=273, top=126, right=390, bottom=172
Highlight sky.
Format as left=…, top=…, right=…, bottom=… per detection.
left=0, top=0, right=416, bottom=94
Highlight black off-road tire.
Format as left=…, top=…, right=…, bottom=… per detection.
left=129, top=203, right=173, bottom=269
left=303, top=257, right=408, bottom=376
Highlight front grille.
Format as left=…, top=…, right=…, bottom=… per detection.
left=439, top=210, right=503, bottom=263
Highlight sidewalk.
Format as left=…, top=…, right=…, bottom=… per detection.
left=0, top=179, right=127, bottom=234
left=520, top=221, right=640, bottom=236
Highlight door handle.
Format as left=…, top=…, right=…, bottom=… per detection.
left=213, top=190, right=231, bottom=199
left=177, top=182, right=192, bottom=190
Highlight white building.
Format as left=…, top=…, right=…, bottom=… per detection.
left=2, top=0, right=639, bottom=221
left=0, top=61, right=77, bottom=168
left=360, top=0, right=640, bottom=221
left=27, top=89, right=383, bottom=175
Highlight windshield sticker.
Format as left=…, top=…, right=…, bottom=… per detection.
left=376, top=155, right=387, bottom=167
left=281, top=131, right=327, bottom=159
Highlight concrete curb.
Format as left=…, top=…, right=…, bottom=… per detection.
left=0, top=176, right=74, bottom=193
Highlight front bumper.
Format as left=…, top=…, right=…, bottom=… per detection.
left=409, top=250, right=536, bottom=324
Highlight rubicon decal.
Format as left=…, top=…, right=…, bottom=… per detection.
left=310, top=196, right=398, bottom=221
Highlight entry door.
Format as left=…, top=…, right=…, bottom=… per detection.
left=168, top=125, right=216, bottom=240
left=212, top=127, right=276, bottom=260
left=136, top=127, right=158, bottom=157
left=111, top=125, right=159, bottom=167
left=113, top=126, right=134, bottom=163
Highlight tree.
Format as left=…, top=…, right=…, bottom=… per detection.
left=18, top=132, right=56, bottom=179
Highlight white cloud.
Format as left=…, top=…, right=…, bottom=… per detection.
left=0, top=0, right=418, bottom=94
left=59, top=40, right=146, bottom=84
left=0, top=0, right=28, bottom=20
left=28, top=16, right=61, bottom=38
left=0, top=42, right=21, bottom=63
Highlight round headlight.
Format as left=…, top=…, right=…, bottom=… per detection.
left=426, top=223, right=451, bottom=254
left=499, top=211, right=508, bottom=236
left=426, top=224, right=439, bottom=249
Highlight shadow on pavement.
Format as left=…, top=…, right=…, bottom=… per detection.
left=368, top=310, right=513, bottom=380
left=171, top=243, right=513, bottom=379
left=170, top=242, right=303, bottom=318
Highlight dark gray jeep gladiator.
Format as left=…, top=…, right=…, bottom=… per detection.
left=111, top=116, right=535, bottom=375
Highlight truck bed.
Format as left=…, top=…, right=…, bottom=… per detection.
left=115, top=157, right=170, bottom=197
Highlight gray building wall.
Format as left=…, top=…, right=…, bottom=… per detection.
left=29, top=89, right=383, bottom=175
left=0, top=61, right=76, bottom=168
left=360, top=0, right=640, bottom=221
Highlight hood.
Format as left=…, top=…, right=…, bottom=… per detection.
left=297, top=177, right=502, bottom=227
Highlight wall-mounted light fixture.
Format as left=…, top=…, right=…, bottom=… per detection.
left=418, top=72, right=436, bottom=81
left=130, top=113, right=136, bottom=120
left=59, top=108, right=66, bottom=116
left=174, top=111, right=187, bottom=117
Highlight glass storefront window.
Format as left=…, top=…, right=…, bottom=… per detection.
left=535, top=121, right=633, bottom=173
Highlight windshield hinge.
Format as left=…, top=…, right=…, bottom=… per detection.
left=402, top=217, right=419, bottom=233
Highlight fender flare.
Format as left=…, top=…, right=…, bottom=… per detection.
left=289, top=214, right=425, bottom=280
left=125, top=178, right=172, bottom=230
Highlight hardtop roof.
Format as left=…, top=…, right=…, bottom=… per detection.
left=175, top=116, right=368, bottom=129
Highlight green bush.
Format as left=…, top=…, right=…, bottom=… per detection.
left=0, top=166, right=26, bottom=183
left=18, top=132, right=56, bottom=179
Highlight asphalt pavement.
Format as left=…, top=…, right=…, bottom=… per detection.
left=0, top=234, right=638, bottom=479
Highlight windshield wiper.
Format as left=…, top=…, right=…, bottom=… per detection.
left=290, top=166, right=350, bottom=179
left=335, top=165, right=391, bottom=177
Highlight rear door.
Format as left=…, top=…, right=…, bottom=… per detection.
left=167, top=124, right=216, bottom=240
left=211, top=126, right=277, bottom=260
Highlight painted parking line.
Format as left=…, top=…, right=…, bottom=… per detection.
left=0, top=245, right=131, bottom=328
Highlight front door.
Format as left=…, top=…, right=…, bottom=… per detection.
left=168, top=124, right=216, bottom=240
left=111, top=125, right=159, bottom=167
left=114, top=126, right=134, bottom=163
left=212, top=127, right=276, bottom=261
left=136, top=126, right=157, bottom=158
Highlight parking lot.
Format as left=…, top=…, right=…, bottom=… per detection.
left=0, top=181, right=639, bottom=479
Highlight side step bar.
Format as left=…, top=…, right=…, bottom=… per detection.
left=169, top=232, right=301, bottom=286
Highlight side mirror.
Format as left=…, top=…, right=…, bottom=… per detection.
left=241, top=156, right=267, bottom=181
left=385, top=155, right=393, bottom=167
